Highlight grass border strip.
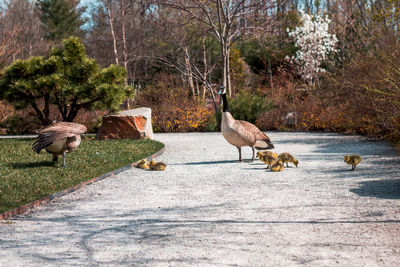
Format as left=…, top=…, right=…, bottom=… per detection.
left=0, top=146, right=166, bottom=221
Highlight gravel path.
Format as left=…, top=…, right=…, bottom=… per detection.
left=1, top=132, right=400, bottom=266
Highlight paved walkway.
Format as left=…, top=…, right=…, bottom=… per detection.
left=1, top=132, right=399, bottom=266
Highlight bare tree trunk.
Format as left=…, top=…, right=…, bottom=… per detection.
left=105, top=0, right=119, bottom=65
left=221, top=42, right=230, bottom=97
left=132, top=60, right=137, bottom=84
left=29, top=43, right=32, bottom=57
left=119, top=0, right=131, bottom=109
left=195, top=78, right=199, bottom=98
left=227, top=46, right=232, bottom=97
left=202, top=36, right=207, bottom=101
left=184, top=47, right=195, bottom=97
left=268, top=58, right=274, bottom=89
left=121, top=4, right=128, bottom=71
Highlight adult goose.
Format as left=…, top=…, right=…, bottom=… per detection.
left=218, top=86, right=274, bottom=161
left=32, top=122, right=87, bottom=167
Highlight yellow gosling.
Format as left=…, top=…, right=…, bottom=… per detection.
left=344, top=155, right=362, bottom=170
left=278, top=153, right=299, bottom=167
left=149, top=160, right=167, bottom=171
left=257, top=152, right=277, bottom=169
left=265, top=155, right=278, bottom=169
left=257, top=152, right=269, bottom=164
left=136, top=159, right=149, bottom=170
left=270, top=159, right=284, bottom=172
left=257, top=151, right=278, bottom=159
left=256, top=151, right=265, bottom=161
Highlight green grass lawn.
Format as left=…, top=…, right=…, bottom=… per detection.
left=0, top=137, right=164, bottom=214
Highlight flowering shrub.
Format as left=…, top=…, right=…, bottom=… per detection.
left=153, top=105, right=212, bottom=132
left=287, top=11, right=338, bottom=84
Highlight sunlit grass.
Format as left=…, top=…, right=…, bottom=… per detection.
left=0, top=137, right=164, bottom=213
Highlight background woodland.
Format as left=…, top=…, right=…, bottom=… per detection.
left=0, top=0, right=399, bottom=147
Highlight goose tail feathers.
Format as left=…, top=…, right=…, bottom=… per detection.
left=254, top=139, right=274, bottom=150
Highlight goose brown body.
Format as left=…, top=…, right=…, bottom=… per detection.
left=219, top=87, right=274, bottom=161
left=32, top=122, right=87, bottom=167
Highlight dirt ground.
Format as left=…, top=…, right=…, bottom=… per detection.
left=1, top=132, right=399, bottom=266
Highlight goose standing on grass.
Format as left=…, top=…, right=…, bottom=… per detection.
left=218, top=86, right=274, bottom=161
left=32, top=122, right=87, bottom=167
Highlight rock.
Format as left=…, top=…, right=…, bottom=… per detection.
left=96, top=107, right=154, bottom=140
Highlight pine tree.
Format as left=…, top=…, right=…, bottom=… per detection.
left=36, top=0, right=87, bottom=43
left=0, top=37, right=133, bottom=125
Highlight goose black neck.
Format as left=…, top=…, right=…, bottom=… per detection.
left=221, top=93, right=230, bottom=112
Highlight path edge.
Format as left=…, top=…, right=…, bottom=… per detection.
left=0, top=146, right=166, bottom=221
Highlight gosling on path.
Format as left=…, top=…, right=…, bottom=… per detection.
left=278, top=153, right=299, bottom=167
left=257, top=150, right=278, bottom=159
left=218, top=86, right=274, bottom=162
left=344, top=155, right=362, bottom=170
left=149, top=160, right=167, bottom=171
left=257, top=152, right=277, bottom=169
left=270, top=159, right=285, bottom=172
left=136, top=159, right=150, bottom=170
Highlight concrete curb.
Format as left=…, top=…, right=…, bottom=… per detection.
left=0, top=146, right=166, bottom=221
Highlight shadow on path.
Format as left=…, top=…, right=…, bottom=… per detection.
left=350, top=179, right=400, bottom=199
left=171, top=160, right=238, bottom=165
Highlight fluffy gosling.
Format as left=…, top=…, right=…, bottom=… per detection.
left=344, top=155, right=362, bottom=170
left=257, top=151, right=278, bottom=169
left=270, top=159, right=284, bottom=172
left=264, top=155, right=279, bottom=169
left=136, top=159, right=149, bottom=170
left=149, top=160, right=167, bottom=171
left=278, top=153, right=299, bottom=167
left=257, top=151, right=278, bottom=159
left=257, top=152, right=267, bottom=164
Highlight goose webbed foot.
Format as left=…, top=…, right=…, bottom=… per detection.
left=52, top=155, right=58, bottom=164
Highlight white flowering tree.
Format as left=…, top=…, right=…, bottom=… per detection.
left=287, top=11, right=338, bottom=85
